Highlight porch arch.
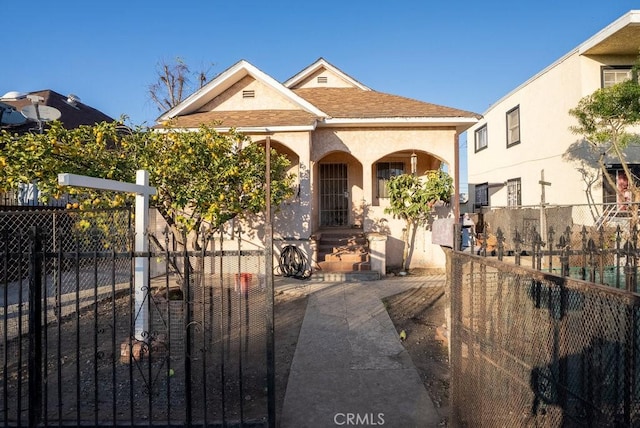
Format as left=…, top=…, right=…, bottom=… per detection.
left=370, top=150, right=445, bottom=207
left=313, top=151, right=364, bottom=230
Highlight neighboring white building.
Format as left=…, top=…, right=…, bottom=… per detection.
left=467, top=10, right=640, bottom=213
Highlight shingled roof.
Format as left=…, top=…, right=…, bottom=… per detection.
left=293, top=87, right=480, bottom=119
left=163, top=109, right=318, bottom=129
left=1, top=90, right=114, bottom=133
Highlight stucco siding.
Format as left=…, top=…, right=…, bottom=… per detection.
left=201, top=76, right=301, bottom=111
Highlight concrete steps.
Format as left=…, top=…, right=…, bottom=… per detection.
left=314, top=229, right=379, bottom=280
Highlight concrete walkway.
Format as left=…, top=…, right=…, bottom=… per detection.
left=277, top=275, right=447, bottom=428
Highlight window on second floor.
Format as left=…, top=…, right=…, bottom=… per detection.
left=377, top=162, right=405, bottom=198
left=506, top=106, right=520, bottom=147
left=474, top=125, right=488, bottom=152
left=507, top=178, right=521, bottom=207
left=602, top=66, right=634, bottom=88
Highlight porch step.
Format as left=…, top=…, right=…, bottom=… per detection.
left=313, top=229, right=379, bottom=280
left=310, top=270, right=380, bottom=282
left=317, top=260, right=371, bottom=272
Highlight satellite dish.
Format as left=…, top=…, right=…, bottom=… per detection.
left=21, top=104, right=62, bottom=122
left=0, top=102, right=27, bottom=125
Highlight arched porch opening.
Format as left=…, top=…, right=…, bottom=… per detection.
left=370, top=150, right=445, bottom=207
left=313, top=151, right=363, bottom=231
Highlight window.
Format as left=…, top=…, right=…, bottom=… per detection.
left=602, top=66, right=634, bottom=88
left=506, top=106, right=520, bottom=147
left=475, top=183, right=489, bottom=208
left=507, top=178, right=521, bottom=207
left=474, top=125, right=488, bottom=152
left=603, top=164, right=640, bottom=205
left=377, top=162, right=405, bottom=198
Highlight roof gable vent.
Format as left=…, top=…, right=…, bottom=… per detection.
left=317, top=76, right=328, bottom=84
left=242, top=90, right=255, bottom=98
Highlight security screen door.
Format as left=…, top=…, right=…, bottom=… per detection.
left=319, top=163, right=348, bottom=227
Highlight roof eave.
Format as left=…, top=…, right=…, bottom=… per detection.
left=319, top=117, right=479, bottom=128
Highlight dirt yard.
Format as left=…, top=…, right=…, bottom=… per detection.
left=384, top=285, right=451, bottom=426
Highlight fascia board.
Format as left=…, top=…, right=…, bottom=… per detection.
left=320, top=117, right=479, bottom=127
left=154, top=125, right=317, bottom=133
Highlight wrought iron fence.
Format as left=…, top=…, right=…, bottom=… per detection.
left=448, top=250, right=640, bottom=427
left=0, top=210, right=273, bottom=427
left=462, top=203, right=640, bottom=293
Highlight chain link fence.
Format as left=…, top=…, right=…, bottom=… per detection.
left=448, top=251, right=640, bottom=427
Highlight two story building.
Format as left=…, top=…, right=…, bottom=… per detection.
left=468, top=10, right=640, bottom=221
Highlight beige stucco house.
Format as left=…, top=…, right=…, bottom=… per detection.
left=156, top=58, right=479, bottom=275
left=467, top=10, right=640, bottom=217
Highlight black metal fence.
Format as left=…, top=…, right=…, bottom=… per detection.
left=448, top=248, right=640, bottom=426
left=462, top=219, right=640, bottom=293
left=1, top=208, right=273, bottom=427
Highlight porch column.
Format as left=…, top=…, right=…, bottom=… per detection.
left=362, top=161, right=373, bottom=221
left=367, top=232, right=387, bottom=276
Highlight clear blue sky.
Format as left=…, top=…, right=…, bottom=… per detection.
left=3, top=1, right=638, bottom=190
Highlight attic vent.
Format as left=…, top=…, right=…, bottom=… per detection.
left=243, top=90, right=255, bottom=98
left=317, top=76, right=328, bottom=84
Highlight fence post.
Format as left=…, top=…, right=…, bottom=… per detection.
left=625, top=226, right=638, bottom=293
left=547, top=227, right=555, bottom=273
left=558, top=235, right=569, bottom=277
left=514, top=228, right=522, bottom=266
left=182, top=230, right=193, bottom=424
left=28, top=226, right=43, bottom=427
left=496, top=228, right=504, bottom=261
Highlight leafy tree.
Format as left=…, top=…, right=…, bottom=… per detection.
left=569, top=73, right=640, bottom=210
left=384, top=170, right=453, bottom=271
left=0, top=121, right=294, bottom=253
left=148, top=57, right=214, bottom=112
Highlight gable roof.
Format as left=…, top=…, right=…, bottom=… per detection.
left=156, top=59, right=480, bottom=130
left=284, top=57, right=370, bottom=90
left=1, top=90, right=114, bottom=133
left=158, top=60, right=327, bottom=122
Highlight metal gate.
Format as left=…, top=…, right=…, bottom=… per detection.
left=319, top=163, right=349, bottom=227
left=0, top=209, right=274, bottom=427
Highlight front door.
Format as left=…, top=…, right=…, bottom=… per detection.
left=319, top=163, right=348, bottom=227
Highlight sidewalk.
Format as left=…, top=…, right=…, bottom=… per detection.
left=277, top=275, right=447, bottom=428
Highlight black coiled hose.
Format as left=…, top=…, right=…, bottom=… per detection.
left=279, top=245, right=311, bottom=279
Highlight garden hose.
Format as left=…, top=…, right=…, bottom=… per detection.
left=279, top=245, right=311, bottom=279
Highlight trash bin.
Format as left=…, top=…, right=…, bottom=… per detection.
left=461, top=213, right=475, bottom=251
